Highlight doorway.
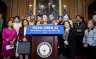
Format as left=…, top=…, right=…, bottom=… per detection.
left=88, top=0, right=96, bottom=19
left=0, top=0, right=7, bottom=19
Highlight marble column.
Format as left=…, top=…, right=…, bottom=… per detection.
left=59, top=0, right=62, bottom=16
left=33, top=0, right=36, bottom=16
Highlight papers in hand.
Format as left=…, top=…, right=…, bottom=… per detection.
left=6, top=45, right=14, bottom=50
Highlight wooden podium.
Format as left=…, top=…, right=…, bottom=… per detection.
left=26, top=25, right=64, bottom=59
left=32, top=36, right=58, bottom=59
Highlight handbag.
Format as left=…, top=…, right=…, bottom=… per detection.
left=17, top=41, right=31, bottom=54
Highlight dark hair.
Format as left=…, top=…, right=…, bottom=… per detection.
left=57, top=16, right=63, bottom=20
left=9, top=17, right=14, bottom=21
left=22, top=19, right=29, bottom=27
left=76, top=15, right=86, bottom=24
left=13, top=16, right=20, bottom=22
left=6, top=19, right=13, bottom=28
left=14, top=16, right=20, bottom=19
left=64, top=20, right=72, bottom=29
left=76, top=15, right=82, bottom=18
left=37, top=15, right=42, bottom=17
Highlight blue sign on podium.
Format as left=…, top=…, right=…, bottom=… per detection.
left=26, top=25, right=64, bottom=35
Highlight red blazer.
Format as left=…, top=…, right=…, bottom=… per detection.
left=18, top=27, right=31, bottom=41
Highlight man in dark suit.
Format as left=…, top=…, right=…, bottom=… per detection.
left=74, top=15, right=86, bottom=57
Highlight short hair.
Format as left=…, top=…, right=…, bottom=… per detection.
left=14, top=16, right=20, bottom=19
left=64, top=20, right=72, bottom=28
left=87, top=19, right=96, bottom=26
left=13, top=16, right=20, bottom=22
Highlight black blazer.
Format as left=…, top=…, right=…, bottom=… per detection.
left=58, top=28, right=75, bottom=48
left=73, top=22, right=86, bottom=36
left=67, top=28, right=75, bottom=46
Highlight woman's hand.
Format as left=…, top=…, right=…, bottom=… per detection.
left=10, top=44, right=14, bottom=47
left=23, top=37, right=27, bottom=42
left=83, top=43, right=88, bottom=48
left=10, top=41, right=14, bottom=45
left=64, top=40, right=69, bottom=45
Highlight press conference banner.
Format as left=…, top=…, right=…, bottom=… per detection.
left=26, top=25, right=64, bottom=35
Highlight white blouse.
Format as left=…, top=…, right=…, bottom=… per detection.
left=24, top=26, right=27, bottom=36
left=13, top=22, right=22, bottom=34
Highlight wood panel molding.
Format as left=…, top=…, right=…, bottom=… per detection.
left=2, top=0, right=95, bottom=20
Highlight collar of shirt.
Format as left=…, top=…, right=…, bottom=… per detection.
left=24, top=26, right=27, bottom=36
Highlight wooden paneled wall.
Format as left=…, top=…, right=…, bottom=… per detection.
left=2, top=0, right=33, bottom=19
left=62, top=0, right=87, bottom=21
left=2, top=0, right=95, bottom=20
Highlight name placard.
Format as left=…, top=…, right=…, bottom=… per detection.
left=26, top=25, right=64, bottom=35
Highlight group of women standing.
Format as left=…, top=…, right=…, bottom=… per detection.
left=58, top=15, right=96, bottom=59
left=1, top=14, right=62, bottom=59
left=0, top=13, right=96, bottom=59
left=1, top=16, right=32, bottom=59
